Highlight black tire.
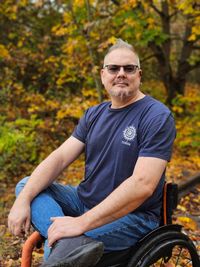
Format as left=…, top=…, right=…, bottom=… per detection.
left=127, top=231, right=200, bottom=267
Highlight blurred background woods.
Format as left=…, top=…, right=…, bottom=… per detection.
left=0, top=0, right=200, bottom=190
left=0, top=1, right=200, bottom=265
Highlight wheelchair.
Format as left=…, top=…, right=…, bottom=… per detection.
left=21, top=183, right=200, bottom=267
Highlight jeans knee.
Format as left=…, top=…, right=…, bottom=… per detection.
left=15, top=176, right=30, bottom=196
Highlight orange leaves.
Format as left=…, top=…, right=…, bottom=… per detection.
left=56, top=99, right=84, bottom=120
left=24, top=94, right=60, bottom=115
left=56, top=90, right=98, bottom=121
left=171, top=84, right=200, bottom=169
left=175, top=184, right=200, bottom=221
left=176, top=216, right=198, bottom=231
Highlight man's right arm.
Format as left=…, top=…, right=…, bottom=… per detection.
left=8, top=136, right=85, bottom=236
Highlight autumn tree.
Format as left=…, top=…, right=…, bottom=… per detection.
left=0, top=0, right=199, bottom=184
left=112, top=0, right=200, bottom=104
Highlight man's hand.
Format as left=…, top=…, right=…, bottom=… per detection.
left=8, top=198, right=31, bottom=236
left=48, top=216, right=87, bottom=247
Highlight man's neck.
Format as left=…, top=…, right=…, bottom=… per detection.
left=110, top=91, right=145, bottom=109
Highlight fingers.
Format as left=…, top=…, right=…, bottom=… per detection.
left=48, top=226, right=60, bottom=247
left=48, top=235, right=58, bottom=247
left=48, top=218, right=63, bottom=246
left=25, top=217, right=31, bottom=235
left=8, top=213, right=30, bottom=236
left=8, top=220, right=22, bottom=236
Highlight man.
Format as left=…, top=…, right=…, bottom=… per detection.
left=8, top=39, right=176, bottom=267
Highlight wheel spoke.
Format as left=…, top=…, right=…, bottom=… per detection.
left=132, top=230, right=199, bottom=267
left=148, top=245, right=195, bottom=267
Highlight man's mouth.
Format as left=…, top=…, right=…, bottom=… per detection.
left=113, top=82, right=129, bottom=86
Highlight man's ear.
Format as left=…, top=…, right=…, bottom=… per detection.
left=100, top=69, right=105, bottom=85
left=139, top=69, right=142, bottom=77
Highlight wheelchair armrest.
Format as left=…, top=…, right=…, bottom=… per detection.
left=162, top=182, right=178, bottom=225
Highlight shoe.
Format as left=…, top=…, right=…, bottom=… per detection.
left=41, top=235, right=104, bottom=267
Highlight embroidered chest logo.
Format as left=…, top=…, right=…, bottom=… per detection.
left=122, top=126, right=136, bottom=146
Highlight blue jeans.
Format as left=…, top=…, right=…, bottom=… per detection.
left=16, top=177, right=159, bottom=259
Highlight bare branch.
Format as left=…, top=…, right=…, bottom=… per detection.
left=141, top=54, right=157, bottom=63
left=150, top=3, right=163, bottom=17
left=169, top=10, right=179, bottom=19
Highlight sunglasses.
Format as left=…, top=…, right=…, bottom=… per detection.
left=103, top=64, right=139, bottom=74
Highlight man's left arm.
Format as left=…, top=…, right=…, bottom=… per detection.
left=48, top=156, right=167, bottom=246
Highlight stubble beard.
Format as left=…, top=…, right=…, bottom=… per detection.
left=109, top=88, right=135, bottom=100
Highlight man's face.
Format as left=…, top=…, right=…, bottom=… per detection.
left=101, top=49, right=142, bottom=100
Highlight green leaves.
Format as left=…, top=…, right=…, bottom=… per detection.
left=0, top=0, right=199, bottom=182
left=0, top=117, right=42, bottom=181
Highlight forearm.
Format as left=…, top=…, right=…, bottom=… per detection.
left=17, top=136, right=84, bottom=203
left=7, top=152, right=62, bottom=236
left=47, top=158, right=167, bottom=245
left=47, top=175, right=150, bottom=245
left=17, top=150, right=64, bottom=202
left=82, top=176, right=151, bottom=231
left=81, top=157, right=167, bottom=232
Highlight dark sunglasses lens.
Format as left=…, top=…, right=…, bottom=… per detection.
left=106, top=65, right=138, bottom=74
left=124, top=65, right=137, bottom=73
left=107, top=65, right=120, bottom=73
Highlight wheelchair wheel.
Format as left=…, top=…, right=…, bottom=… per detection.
left=128, top=231, right=200, bottom=267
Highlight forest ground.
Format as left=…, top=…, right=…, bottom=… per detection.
left=0, top=157, right=199, bottom=267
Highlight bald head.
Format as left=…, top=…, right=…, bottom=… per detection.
left=104, top=39, right=140, bottom=68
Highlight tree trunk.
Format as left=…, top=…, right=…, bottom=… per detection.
left=147, top=2, right=199, bottom=105
left=164, top=76, right=186, bottom=105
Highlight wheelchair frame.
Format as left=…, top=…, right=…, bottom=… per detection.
left=20, top=183, right=200, bottom=267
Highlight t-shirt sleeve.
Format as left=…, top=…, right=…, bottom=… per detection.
left=138, top=113, right=176, bottom=161
left=72, top=110, right=88, bottom=143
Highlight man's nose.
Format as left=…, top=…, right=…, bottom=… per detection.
left=117, top=67, right=126, bottom=76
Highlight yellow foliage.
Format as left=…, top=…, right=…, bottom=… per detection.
left=17, top=40, right=24, bottom=48
left=177, top=204, right=187, bottom=212
left=46, top=100, right=60, bottom=110
left=52, top=26, right=69, bottom=36
left=56, top=89, right=98, bottom=120
left=24, top=94, right=45, bottom=105
left=44, top=55, right=58, bottom=64
left=0, top=44, right=10, bottom=59
left=126, top=0, right=137, bottom=9
left=74, top=0, right=84, bottom=7
left=62, top=40, right=78, bottom=55
left=10, top=5, right=18, bottom=19
left=178, top=0, right=199, bottom=14
left=147, top=17, right=155, bottom=29
left=57, top=102, right=83, bottom=120
left=108, top=36, right=117, bottom=45
left=135, top=32, right=142, bottom=40
left=176, top=216, right=198, bottom=231
left=124, top=18, right=138, bottom=27
left=82, top=88, right=98, bottom=98
left=189, top=24, right=200, bottom=41
left=172, top=106, right=184, bottom=114
left=51, top=24, right=60, bottom=33
left=98, top=38, right=116, bottom=52
left=18, top=0, right=28, bottom=7
left=63, top=12, right=72, bottom=24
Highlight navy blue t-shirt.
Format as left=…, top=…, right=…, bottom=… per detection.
left=72, top=96, right=176, bottom=217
